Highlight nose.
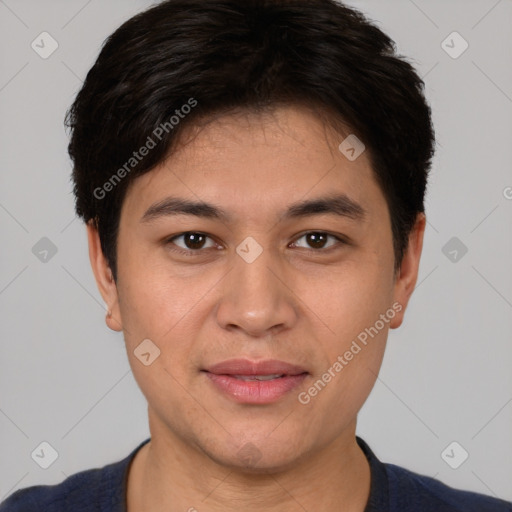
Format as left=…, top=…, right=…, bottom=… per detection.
left=215, top=243, right=299, bottom=338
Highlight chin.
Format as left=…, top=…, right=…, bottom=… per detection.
left=200, top=432, right=309, bottom=474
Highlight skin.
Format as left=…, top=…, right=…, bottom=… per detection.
left=87, top=105, right=425, bottom=512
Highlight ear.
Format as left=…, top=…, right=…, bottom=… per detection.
left=389, top=212, right=426, bottom=329
left=86, top=220, right=123, bottom=332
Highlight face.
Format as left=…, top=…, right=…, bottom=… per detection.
left=89, top=105, right=424, bottom=472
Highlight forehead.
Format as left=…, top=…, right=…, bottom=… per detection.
left=121, top=105, right=386, bottom=226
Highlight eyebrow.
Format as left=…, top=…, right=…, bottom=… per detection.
left=140, top=193, right=367, bottom=224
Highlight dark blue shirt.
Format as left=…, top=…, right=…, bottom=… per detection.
left=1, top=437, right=510, bottom=511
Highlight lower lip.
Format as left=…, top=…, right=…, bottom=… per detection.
left=204, top=372, right=308, bottom=404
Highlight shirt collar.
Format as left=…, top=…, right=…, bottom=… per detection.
left=119, top=437, right=389, bottom=512
left=356, top=436, right=390, bottom=512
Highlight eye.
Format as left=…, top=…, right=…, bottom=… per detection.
left=166, top=232, right=218, bottom=254
left=165, top=230, right=347, bottom=257
left=290, top=231, right=345, bottom=251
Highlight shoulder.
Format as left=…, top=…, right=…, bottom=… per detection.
left=0, top=439, right=149, bottom=512
left=385, top=462, right=512, bottom=512
left=0, top=466, right=105, bottom=512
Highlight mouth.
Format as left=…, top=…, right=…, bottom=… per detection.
left=228, top=374, right=287, bottom=381
left=202, top=359, right=309, bottom=404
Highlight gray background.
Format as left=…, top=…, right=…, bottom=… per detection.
left=1, top=0, right=511, bottom=503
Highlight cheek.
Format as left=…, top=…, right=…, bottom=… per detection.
left=305, top=260, right=394, bottom=338
left=115, top=257, right=216, bottom=393
left=300, top=258, right=393, bottom=398
left=116, top=251, right=203, bottom=339
left=303, top=317, right=388, bottom=427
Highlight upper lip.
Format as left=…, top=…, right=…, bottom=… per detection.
left=204, top=359, right=308, bottom=376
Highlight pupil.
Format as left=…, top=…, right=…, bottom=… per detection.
left=182, top=233, right=327, bottom=250
left=307, top=233, right=326, bottom=249
left=185, top=233, right=205, bottom=249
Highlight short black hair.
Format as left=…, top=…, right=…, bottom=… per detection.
left=66, top=0, right=435, bottom=282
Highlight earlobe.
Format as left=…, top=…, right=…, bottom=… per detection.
left=86, top=221, right=123, bottom=332
left=389, top=213, right=426, bottom=329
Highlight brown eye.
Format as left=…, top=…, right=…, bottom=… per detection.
left=292, top=232, right=343, bottom=251
left=182, top=232, right=207, bottom=249
left=167, top=232, right=216, bottom=252
left=305, top=232, right=328, bottom=249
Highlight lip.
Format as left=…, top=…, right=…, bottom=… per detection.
left=205, top=358, right=307, bottom=376
left=202, top=359, right=308, bottom=404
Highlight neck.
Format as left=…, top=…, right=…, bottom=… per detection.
left=127, top=418, right=371, bottom=512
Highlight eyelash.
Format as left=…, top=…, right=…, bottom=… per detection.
left=164, top=231, right=347, bottom=256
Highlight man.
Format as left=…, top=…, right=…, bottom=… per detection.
left=1, top=0, right=510, bottom=511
